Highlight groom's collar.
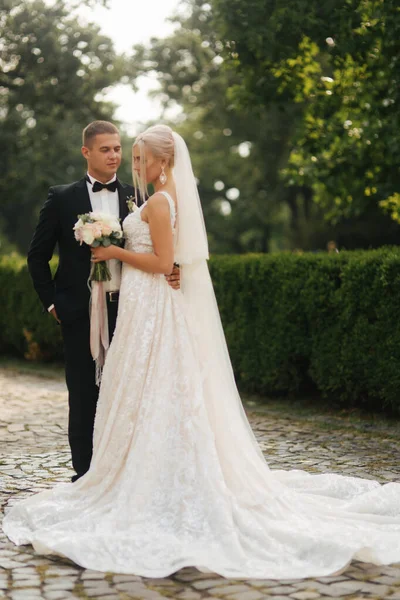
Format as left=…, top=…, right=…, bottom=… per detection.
left=73, top=176, right=132, bottom=220
left=86, top=172, right=117, bottom=186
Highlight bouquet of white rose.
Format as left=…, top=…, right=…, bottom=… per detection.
left=73, top=212, right=124, bottom=384
left=73, top=212, right=123, bottom=281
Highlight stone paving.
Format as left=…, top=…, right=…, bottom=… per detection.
left=0, top=367, right=399, bottom=600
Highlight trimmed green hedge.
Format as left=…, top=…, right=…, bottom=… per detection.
left=2, top=249, right=400, bottom=412
left=209, top=248, right=400, bottom=414
left=0, top=254, right=63, bottom=361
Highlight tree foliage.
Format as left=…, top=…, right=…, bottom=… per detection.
left=213, top=0, right=400, bottom=226
left=130, top=0, right=400, bottom=251
left=0, top=0, right=125, bottom=251
left=131, top=0, right=316, bottom=253
left=2, top=0, right=399, bottom=254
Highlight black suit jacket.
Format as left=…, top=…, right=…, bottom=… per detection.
left=27, top=177, right=134, bottom=324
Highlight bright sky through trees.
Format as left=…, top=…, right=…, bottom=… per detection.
left=78, top=0, right=181, bottom=132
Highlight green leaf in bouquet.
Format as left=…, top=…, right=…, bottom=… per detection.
left=102, top=238, right=111, bottom=247
left=111, top=232, right=124, bottom=243
left=91, top=240, right=100, bottom=248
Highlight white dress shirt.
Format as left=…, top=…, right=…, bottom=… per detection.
left=86, top=172, right=121, bottom=293
left=48, top=172, right=122, bottom=313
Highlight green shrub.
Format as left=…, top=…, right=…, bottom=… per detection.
left=209, top=248, right=400, bottom=414
left=2, top=249, right=400, bottom=413
left=305, top=249, right=400, bottom=412
left=0, top=254, right=62, bottom=360
left=210, top=253, right=312, bottom=394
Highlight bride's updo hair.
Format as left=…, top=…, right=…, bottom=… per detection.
left=133, top=124, right=175, bottom=201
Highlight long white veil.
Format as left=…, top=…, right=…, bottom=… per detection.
left=172, top=132, right=278, bottom=504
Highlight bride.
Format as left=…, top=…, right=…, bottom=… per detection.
left=3, top=125, right=400, bottom=579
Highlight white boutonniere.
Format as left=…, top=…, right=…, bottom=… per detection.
left=126, top=195, right=137, bottom=213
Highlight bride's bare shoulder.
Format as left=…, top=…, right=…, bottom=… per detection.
left=147, top=192, right=170, bottom=206
left=147, top=191, right=176, bottom=213
left=142, top=192, right=172, bottom=220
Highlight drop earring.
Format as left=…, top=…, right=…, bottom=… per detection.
left=159, top=165, right=167, bottom=185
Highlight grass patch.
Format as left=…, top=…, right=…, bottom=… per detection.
left=0, top=356, right=64, bottom=379
left=243, top=393, right=400, bottom=437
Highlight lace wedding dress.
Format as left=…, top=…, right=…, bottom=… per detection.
left=3, top=191, right=400, bottom=579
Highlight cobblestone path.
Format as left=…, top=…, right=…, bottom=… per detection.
left=1, top=367, right=399, bottom=600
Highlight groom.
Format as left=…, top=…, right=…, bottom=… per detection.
left=28, top=120, right=178, bottom=482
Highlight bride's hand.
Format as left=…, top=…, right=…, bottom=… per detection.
left=91, top=245, right=118, bottom=262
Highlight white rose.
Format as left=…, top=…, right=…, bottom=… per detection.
left=111, top=221, right=122, bottom=232
left=81, top=224, right=95, bottom=245
left=90, top=212, right=108, bottom=222
left=101, top=224, right=113, bottom=236
left=73, top=218, right=84, bottom=230
left=92, top=223, right=103, bottom=239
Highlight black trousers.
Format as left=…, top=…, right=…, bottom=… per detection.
left=61, top=298, right=119, bottom=478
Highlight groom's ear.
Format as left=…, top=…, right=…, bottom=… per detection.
left=81, top=146, right=90, bottom=160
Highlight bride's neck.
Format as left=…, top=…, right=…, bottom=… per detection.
left=153, top=181, right=165, bottom=192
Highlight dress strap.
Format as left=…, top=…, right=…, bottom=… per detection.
left=158, top=191, right=176, bottom=224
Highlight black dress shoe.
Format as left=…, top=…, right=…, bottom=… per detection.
left=71, top=472, right=86, bottom=483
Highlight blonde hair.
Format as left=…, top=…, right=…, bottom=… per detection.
left=133, top=124, right=175, bottom=202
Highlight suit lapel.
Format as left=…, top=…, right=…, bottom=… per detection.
left=74, top=177, right=92, bottom=214
left=117, top=181, right=131, bottom=221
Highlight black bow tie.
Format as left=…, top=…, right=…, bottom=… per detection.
left=91, top=179, right=118, bottom=193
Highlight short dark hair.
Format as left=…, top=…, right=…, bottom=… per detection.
left=82, top=120, right=120, bottom=147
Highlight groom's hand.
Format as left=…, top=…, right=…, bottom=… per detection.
left=165, top=264, right=180, bottom=290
